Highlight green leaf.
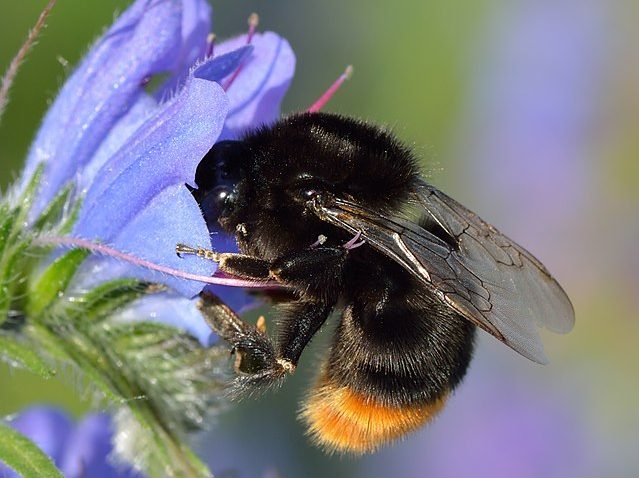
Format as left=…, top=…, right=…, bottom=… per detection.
left=24, top=324, right=122, bottom=404
left=0, top=422, right=64, bottom=478
left=0, top=240, right=31, bottom=325
left=31, top=183, right=73, bottom=232
left=0, top=203, right=15, bottom=258
left=0, top=334, right=55, bottom=378
left=11, top=164, right=44, bottom=232
left=27, top=248, right=89, bottom=317
left=59, top=278, right=152, bottom=324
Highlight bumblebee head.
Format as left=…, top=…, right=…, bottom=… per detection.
left=192, top=140, right=248, bottom=228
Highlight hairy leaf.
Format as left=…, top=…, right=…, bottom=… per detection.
left=0, top=333, right=55, bottom=378
left=0, top=423, right=64, bottom=478
left=27, top=249, right=90, bottom=317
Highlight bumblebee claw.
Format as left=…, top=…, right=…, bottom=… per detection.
left=176, top=243, right=196, bottom=257
left=175, top=243, right=220, bottom=261
left=276, top=358, right=296, bottom=374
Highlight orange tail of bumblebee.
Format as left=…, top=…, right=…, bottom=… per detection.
left=300, top=368, right=449, bottom=454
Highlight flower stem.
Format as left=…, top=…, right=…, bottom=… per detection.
left=0, top=0, right=57, bottom=123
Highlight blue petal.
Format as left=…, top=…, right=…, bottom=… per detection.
left=74, top=76, right=228, bottom=242
left=79, top=46, right=249, bottom=199
left=204, top=284, right=260, bottom=317
left=78, top=94, right=158, bottom=194
left=73, top=183, right=214, bottom=298
left=155, top=0, right=213, bottom=97
left=193, top=45, right=253, bottom=83
left=115, top=292, right=214, bottom=345
left=59, top=413, right=139, bottom=478
left=214, top=32, right=296, bottom=139
left=24, top=0, right=185, bottom=215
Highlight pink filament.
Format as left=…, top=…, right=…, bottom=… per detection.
left=34, top=235, right=273, bottom=289
left=307, top=65, right=353, bottom=113
left=223, top=13, right=260, bottom=91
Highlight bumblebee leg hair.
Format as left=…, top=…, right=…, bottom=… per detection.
left=197, top=246, right=348, bottom=392
left=177, top=244, right=272, bottom=280
left=271, top=247, right=347, bottom=298
left=178, top=244, right=348, bottom=287
left=268, top=248, right=347, bottom=363
left=277, top=300, right=334, bottom=367
left=198, top=291, right=287, bottom=393
left=211, top=246, right=347, bottom=285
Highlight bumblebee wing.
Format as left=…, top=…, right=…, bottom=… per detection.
left=309, top=181, right=574, bottom=364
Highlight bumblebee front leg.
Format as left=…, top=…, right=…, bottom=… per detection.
left=176, top=243, right=271, bottom=280
left=176, top=243, right=348, bottom=287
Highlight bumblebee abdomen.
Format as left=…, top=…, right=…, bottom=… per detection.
left=300, top=367, right=448, bottom=454
left=300, top=288, right=476, bottom=454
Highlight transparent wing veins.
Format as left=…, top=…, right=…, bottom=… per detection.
left=309, top=181, right=575, bottom=364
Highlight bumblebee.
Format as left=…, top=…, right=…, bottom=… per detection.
left=178, top=112, right=575, bottom=454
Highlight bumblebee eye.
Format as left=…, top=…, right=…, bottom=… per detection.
left=193, top=140, right=248, bottom=226
left=302, top=188, right=318, bottom=199
left=294, top=175, right=333, bottom=203
left=199, top=185, right=236, bottom=224
left=195, top=140, right=246, bottom=191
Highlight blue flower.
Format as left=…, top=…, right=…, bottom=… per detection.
left=18, top=0, right=295, bottom=341
left=1, top=407, right=140, bottom=478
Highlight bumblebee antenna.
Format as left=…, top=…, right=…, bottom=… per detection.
left=307, top=65, right=353, bottom=113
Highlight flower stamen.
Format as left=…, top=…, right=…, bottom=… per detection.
left=223, top=13, right=260, bottom=91
left=34, top=235, right=274, bottom=288
left=0, top=0, right=57, bottom=123
left=246, top=12, right=260, bottom=44
left=206, top=32, right=216, bottom=59
left=307, top=65, right=353, bottom=113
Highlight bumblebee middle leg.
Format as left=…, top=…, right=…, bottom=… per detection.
left=198, top=291, right=284, bottom=392
left=194, top=247, right=349, bottom=392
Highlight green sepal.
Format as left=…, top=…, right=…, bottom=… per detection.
left=24, top=323, right=122, bottom=404
left=57, top=196, right=82, bottom=235
left=58, top=279, right=154, bottom=324
left=0, top=240, right=31, bottom=325
left=108, top=320, right=189, bottom=348
left=104, top=320, right=224, bottom=432
left=0, top=203, right=15, bottom=259
left=12, top=164, right=44, bottom=223
left=0, top=422, right=65, bottom=478
left=30, top=183, right=73, bottom=232
left=0, top=333, right=55, bottom=378
left=27, top=248, right=90, bottom=317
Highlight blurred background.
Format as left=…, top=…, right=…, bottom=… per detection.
left=1, top=0, right=638, bottom=477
